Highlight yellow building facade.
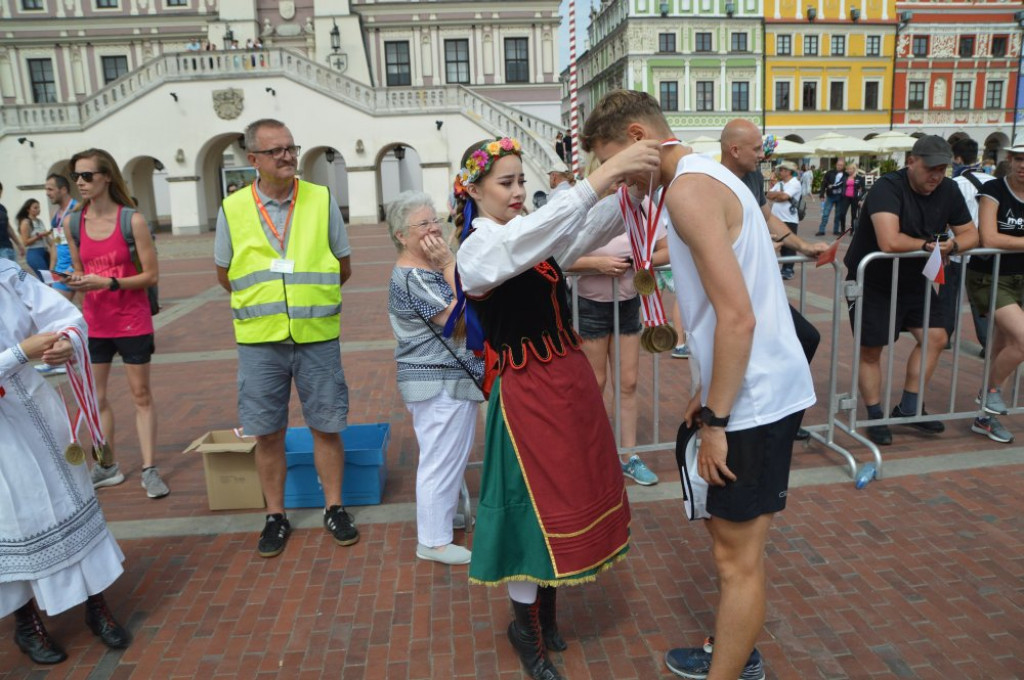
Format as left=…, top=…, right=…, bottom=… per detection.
left=766, top=0, right=897, bottom=138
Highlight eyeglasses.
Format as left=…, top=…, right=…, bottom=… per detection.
left=70, top=171, right=105, bottom=182
left=407, top=218, right=442, bottom=230
left=250, top=145, right=301, bottom=159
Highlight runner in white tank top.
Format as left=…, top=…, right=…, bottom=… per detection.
left=667, top=153, right=815, bottom=430
left=580, top=88, right=816, bottom=680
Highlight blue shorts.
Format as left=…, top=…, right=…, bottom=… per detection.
left=576, top=295, right=642, bottom=340
left=237, top=340, right=349, bottom=437
left=52, top=244, right=73, bottom=292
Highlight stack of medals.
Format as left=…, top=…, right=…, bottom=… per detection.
left=60, top=326, right=109, bottom=466
left=618, top=184, right=678, bottom=354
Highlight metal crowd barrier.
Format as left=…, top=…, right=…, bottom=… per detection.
left=563, top=246, right=1018, bottom=481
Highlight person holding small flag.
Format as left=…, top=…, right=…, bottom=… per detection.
left=843, top=136, right=978, bottom=446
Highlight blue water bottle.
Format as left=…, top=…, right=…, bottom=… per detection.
left=855, top=462, right=876, bottom=489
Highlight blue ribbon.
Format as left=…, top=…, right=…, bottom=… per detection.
left=443, top=200, right=485, bottom=351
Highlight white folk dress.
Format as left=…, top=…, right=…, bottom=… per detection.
left=0, top=259, right=125, bottom=618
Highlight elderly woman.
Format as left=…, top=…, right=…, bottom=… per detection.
left=386, top=191, right=484, bottom=566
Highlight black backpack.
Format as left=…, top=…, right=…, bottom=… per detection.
left=68, top=207, right=160, bottom=315
left=795, top=193, right=808, bottom=221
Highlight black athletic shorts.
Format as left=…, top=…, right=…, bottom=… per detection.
left=706, top=410, right=804, bottom=522
left=88, top=334, right=155, bottom=365
left=849, top=282, right=945, bottom=347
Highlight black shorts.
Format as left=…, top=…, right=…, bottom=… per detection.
left=706, top=410, right=804, bottom=522
left=576, top=295, right=642, bottom=340
left=849, top=282, right=946, bottom=347
left=89, top=334, right=155, bottom=365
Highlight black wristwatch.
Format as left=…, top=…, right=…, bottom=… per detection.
left=108, top=277, right=120, bottom=291
left=699, top=406, right=730, bottom=428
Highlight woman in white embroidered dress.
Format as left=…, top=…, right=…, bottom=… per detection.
left=0, top=258, right=130, bottom=665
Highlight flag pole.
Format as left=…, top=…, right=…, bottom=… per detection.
left=568, top=0, right=580, bottom=178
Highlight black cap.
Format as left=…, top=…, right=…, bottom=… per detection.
left=910, top=135, right=953, bottom=167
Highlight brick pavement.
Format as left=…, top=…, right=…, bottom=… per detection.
left=2, top=209, right=1022, bottom=679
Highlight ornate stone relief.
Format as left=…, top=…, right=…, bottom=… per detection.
left=212, top=88, right=244, bottom=120
left=933, top=78, right=946, bottom=107
left=279, top=1, right=295, bottom=21
left=932, top=35, right=955, bottom=58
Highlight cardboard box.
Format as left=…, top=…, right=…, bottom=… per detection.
left=185, top=430, right=265, bottom=511
left=283, top=423, right=390, bottom=508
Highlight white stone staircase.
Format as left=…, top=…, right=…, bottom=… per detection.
left=0, top=48, right=565, bottom=182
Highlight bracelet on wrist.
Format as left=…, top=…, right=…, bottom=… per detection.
left=773, top=232, right=791, bottom=243
left=921, top=240, right=929, bottom=252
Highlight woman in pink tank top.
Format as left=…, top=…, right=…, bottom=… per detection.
left=65, top=148, right=169, bottom=500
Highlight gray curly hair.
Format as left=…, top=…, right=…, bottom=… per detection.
left=386, top=191, right=437, bottom=252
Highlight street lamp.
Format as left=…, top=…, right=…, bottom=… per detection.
left=725, top=1, right=735, bottom=18
left=330, top=19, right=341, bottom=53
left=806, top=6, right=816, bottom=21
left=889, top=11, right=913, bottom=130
left=393, top=145, right=406, bottom=161
left=328, top=19, right=347, bottom=72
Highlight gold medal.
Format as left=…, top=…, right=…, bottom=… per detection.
left=64, top=442, right=86, bottom=465
left=93, top=442, right=113, bottom=466
left=640, top=327, right=655, bottom=354
left=650, top=324, right=679, bottom=353
left=633, top=268, right=657, bottom=296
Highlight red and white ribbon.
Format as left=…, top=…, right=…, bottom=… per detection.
left=618, top=184, right=668, bottom=328
left=60, top=326, right=106, bottom=448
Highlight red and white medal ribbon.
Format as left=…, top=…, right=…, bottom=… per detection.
left=60, top=326, right=106, bottom=448
left=618, top=183, right=668, bottom=328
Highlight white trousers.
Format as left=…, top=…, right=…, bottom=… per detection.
left=407, top=391, right=479, bottom=547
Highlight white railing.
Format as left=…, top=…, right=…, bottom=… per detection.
left=1, top=48, right=564, bottom=178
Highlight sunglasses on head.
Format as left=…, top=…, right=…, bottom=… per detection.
left=70, top=171, right=104, bottom=182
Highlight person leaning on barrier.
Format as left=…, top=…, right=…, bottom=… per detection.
left=214, top=118, right=358, bottom=558
left=963, top=145, right=1024, bottom=445
left=842, top=135, right=978, bottom=447
left=584, top=90, right=816, bottom=680
left=385, top=191, right=483, bottom=565
left=720, top=119, right=827, bottom=442
left=949, top=137, right=996, bottom=355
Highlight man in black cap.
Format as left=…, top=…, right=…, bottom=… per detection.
left=843, top=135, right=978, bottom=445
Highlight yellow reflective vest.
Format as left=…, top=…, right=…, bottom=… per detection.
left=224, top=180, right=341, bottom=344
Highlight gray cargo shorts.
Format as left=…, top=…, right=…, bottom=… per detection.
left=237, top=340, right=349, bottom=437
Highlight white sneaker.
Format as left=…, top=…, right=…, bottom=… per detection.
left=416, top=543, right=471, bottom=565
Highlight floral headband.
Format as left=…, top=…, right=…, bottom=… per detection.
left=453, top=137, right=522, bottom=197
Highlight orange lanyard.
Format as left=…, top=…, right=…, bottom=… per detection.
left=251, top=180, right=298, bottom=251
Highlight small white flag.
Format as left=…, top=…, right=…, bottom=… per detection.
left=922, top=244, right=945, bottom=284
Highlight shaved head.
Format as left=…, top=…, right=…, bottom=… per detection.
left=721, top=119, right=761, bottom=150
left=720, top=119, right=764, bottom=175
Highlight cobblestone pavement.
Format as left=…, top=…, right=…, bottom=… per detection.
left=2, top=207, right=1021, bottom=679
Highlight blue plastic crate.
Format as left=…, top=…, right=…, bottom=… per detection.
left=283, top=423, right=390, bottom=508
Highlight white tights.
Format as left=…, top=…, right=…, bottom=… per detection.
left=507, top=581, right=538, bottom=604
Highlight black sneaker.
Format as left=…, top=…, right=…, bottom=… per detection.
left=257, top=514, right=291, bottom=558
left=324, top=505, right=359, bottom=546
left=867, top=424, right=892, bottom=446
left=890, top=405, right=945, bottom=433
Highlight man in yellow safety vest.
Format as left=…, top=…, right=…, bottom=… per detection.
left=215, top=118, right=357, bottom=558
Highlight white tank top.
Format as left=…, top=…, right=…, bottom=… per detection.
left=666, top=153, right=815, bottom=431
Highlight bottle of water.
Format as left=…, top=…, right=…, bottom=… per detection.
left=855, top=462, right=876, bottom=489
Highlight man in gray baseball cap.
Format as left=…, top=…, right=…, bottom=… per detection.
left=842, top=133, right=978, bottom=446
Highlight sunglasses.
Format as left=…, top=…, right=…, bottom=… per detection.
left=70, top=171, right=105, bottom=182
left=250, top=145, right=301, bottom=160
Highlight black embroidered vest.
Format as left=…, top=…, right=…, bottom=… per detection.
left=468, top=257, right=581, bottom=371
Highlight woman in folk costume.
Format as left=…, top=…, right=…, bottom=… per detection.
left=451, top=137, right=660, bottom=680
left=0, top=259, right=130, bottom=665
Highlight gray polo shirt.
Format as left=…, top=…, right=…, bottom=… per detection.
left=214, top=179, right=350, bottom=268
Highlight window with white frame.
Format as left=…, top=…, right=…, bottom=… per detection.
left=802, top=81, right=817, bottom=110
left=696, top=81, right=714, bottom=111
left=953, top=82, right=972, bottom=109
left=829, top=81, right=844, bottom=110
left=28, top=58, right=57, bottom=103
left=22, top=0, right=44, bottom=9
left=101, top=56, right=129, bottom=84
left=986, top=80, right=1004, bottom=108
left=384, top=41, right=411, bottom=86
left=732, top=81, right=749, bottom=111
left=659, top=33, right=677, bottom=52
left=908, top=81, right=926, bottom=109
left=731, top=32, right=748, bottom=52
left=504, top=38, right=529, bottom=83
left=864, top=81, right=880, bottom=110
left=831, top=35, right=845, bottom=56
left=866, top=35, right=881, bottom=57
left=775, top=81, right=790, bottom=110
left=777, top=35, right=792, bottom=55
left=695, top=32, right=713, bottom=52
left=445, top=39, right=470, bottom=84
left=660, top=81, right=679, bottom=111
left=804, top=35, right=818, bottom=56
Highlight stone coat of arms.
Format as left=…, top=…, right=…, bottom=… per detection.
left=213, top=88, right=244, bottom=120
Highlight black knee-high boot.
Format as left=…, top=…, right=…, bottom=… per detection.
left=537, top=586, right=567, bottom=651
left=13, top=601, right=67, bottom=665
left=507, top=598, right=563, bottom=680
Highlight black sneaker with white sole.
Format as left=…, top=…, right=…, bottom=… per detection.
left=324, top=505, right=359, bottom=546
left=257, top=514, right=291, bottom=558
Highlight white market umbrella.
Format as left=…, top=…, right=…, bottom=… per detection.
left=811, top=132, right=877, bottom=156
left=867, top=131, right=917, bottom=153
left=683, top=136, right=720, bottom=155
left=772, top=138, right=815, bottom=157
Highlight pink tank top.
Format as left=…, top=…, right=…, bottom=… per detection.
left=79, top=205, right=154, bottom=338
